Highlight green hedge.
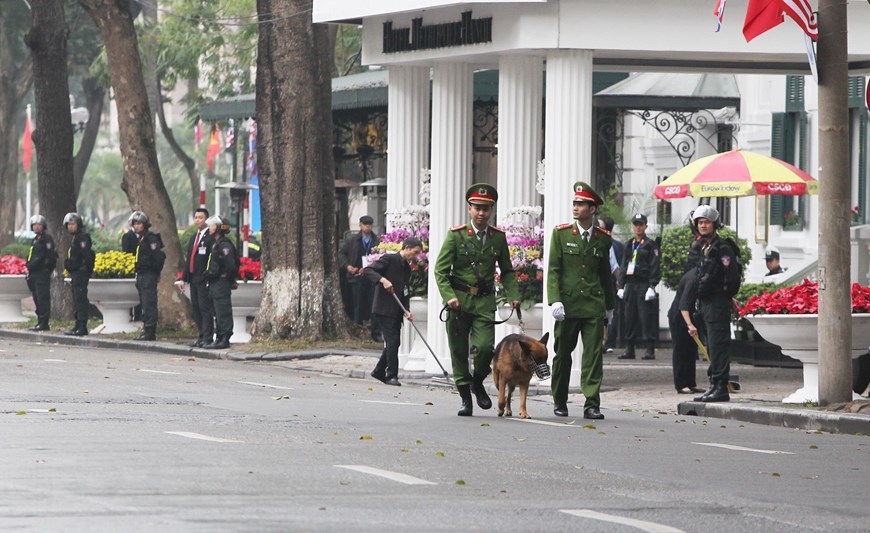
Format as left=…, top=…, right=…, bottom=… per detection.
left=659, top=224, right=752, bottom=289
left=0, top=243, right=30, bottom=259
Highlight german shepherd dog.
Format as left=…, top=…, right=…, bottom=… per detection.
left=491, top=332, right=550, bottom=419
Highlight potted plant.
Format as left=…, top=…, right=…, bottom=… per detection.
left=232, top=257, right=263, bottom=343
left=0, top=255, right=30, bottom=322
left=88, top=251, right=139, bottom=333
left=740, top=279, right=870, bottom=403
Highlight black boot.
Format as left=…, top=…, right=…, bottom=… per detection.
left=457, top=384, right=473, bottom=416
left=642, top=345, right=655, bottom=360
left=64, top=322, right=79, bottom=335
left=470, top=373, right=492, bottom=410
left=29, top=320, right=49, bottom=332
left=204, top=335, right=230, bottom=350
left=618, top=345, right=635, bottom=359
left=136, top=326, right=156, bottom=341
left=698, top=381, right=730, bottom=403
left=75, top=320, right=89, bottom=336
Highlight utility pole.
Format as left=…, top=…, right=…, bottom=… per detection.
left=817, top=0, right=852, bottom=404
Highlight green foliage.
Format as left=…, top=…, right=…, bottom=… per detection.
left=89, top=226, right=123, bottom=253
left=0, top=243, right=29, bottom=259
left=659, top=224, right=752, bottom=289
left=734, top=282, right=783, bottom=307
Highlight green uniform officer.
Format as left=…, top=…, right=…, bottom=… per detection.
left=63, top=212, right=95, bottom=336
left=434, top=183, right=520, bottom=416
left=203, top=215, right=239, bottom=350
left=548, top=182, right=615, bottom=420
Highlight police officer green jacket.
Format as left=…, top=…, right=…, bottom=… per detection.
left=434, top=223, right=520, bottom=314
left=547, top=223, right=616, bottom=317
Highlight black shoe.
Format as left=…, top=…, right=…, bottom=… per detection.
left=64, top=327, right=79, bottom=336
left=29, top=321, right=49, bottom=332
left=698, top=382, right=730, bottom=402
left=617, top=352, right=635, bottom=360
left=136, top=327, right=156, bottom=341
left=471, top=373, right=492, bottom=410
left=370, top=370, right=387, bottom=384
left=554, top=405, right=569, bottom=417
left=66, top=321, right=88, bottom=336
left=190, top=339, right=204, bottom=348
left=371, top=334, right=384, bottom=343
left=583, top=407, right=604, bottom=420
left=204, top=337, right=230, bottom=349
left=457, top=384, right=473, bottom=416
left=384, top=377, right=401, bottom=387
left=642, top=349, right=655, bottom=360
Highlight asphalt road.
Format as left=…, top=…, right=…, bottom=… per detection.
left=2, top=339, right=868, bottom=532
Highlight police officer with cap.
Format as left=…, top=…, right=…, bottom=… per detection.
left=548, top=182, right=616, bottom=419
left=203, top=215, right=238, bottom=349
left=63, top=213, right=95, bottom=336
left=26, top=214, right=57, bottom=331
left=131, top=211, right=165, bottom=341
left=617, top=212, right=661, bottom=360
left=434, top=183, right=520, bottom=416
left=764, top=246, right=784, bottom=277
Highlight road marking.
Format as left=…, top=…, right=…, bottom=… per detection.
left=506, top=418, right=581, bottom=428
left=237, top=381, right=293, bottom=390
left=165, top=431, right=243, bottom=443
left=28, top=409, right=52, bottom=413
left=334, top=465, right=436, bottom=485
left=561, top=510, right=684, bottom=533
left=360, top=400, right=420, bottom=406
left=692, top=442, right=795, bottom=455
left=43, top=359, right=66, bottom=362
left=138, top=369, right=180, bottom=375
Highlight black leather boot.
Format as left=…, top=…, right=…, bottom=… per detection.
left=699, top=381, right=730, bottom=402
left=457, top=384, right=473, bottom=416
left=64, top=322, right=79, bottom=335
left=618, top=345, right=635, bottom=359
left=470, top=373, right=492, bottom=410
left=204, top=335, right=230, bottom=350
left=642, top=345, right=655, bottom=360
left=136, top=327, right=156, bottom=341
left=29, top=320, right=49, bottom=331
left=75, top=320, right=89, bottom=336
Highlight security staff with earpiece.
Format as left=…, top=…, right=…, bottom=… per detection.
left=131, top=211, right=165, bottom=341
left=203, top=215, right=239, bottom=350
left=617, top=213, right=661, bottom=360
left=63, top=213, right=95, bottom=336
left=25, top=214, right=57, bottom=331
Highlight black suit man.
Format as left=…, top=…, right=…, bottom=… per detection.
left=339, top=215, right=381, bottom=341
left=179, top=207, right=215, bottom=347
left=363, top=237, right=424, bottom=387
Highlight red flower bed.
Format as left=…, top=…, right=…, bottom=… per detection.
left=0, top=255, right=27, bottom=275
left=238, top=257, right=261, bottom=281
left=740, top=278, right=870, bottom=315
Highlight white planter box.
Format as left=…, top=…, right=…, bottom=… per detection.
left=89, top=278, right=140, bottom=333
left=0, top=275, right=30, bottom=323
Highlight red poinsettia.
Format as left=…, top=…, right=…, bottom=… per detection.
left=740, top=278, right=870, bottom=315
left=238, top=257, right=261, bottom=281
left=0, top=255, right=27, bottom=275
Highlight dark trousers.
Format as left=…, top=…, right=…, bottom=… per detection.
left=70, top=271, right=90, bottom=322
left=668, top=312, right=698, bottom=390
left=702, top=318, right=731, bottom=384
left=552, top=316, right=605, bottom=410
left=190, top=274, right=214, bottom=341
left=209, top=278, right=233, bottom=339
left=27, top=270, right=51, bottom=323
left=604, top=298, right=622, bottom=349
left=372, top=313, right=402, bottom=379
left=351, top=280, right=380, bottom=337
left=135, top=271, right=159, bottom=328
left=623, top=281, right=656, bottom=349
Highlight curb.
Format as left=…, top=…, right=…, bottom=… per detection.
left=678, top=401, right=870, bottom=435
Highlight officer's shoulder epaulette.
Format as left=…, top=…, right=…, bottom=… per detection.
left=556, top=223, right=573, bottom=231
left=594, top=226, right=611, bottom=236
left=489, top=225, right=504, bottom=233
left=450, top=224, right=466, bottom=232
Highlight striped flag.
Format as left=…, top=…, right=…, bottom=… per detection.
left=713, top=0, right=728, bottom=32
left=194, top=118, right=202, bottom=152
left=21, top=108, right=32, bottom=174
left=777, top=0, right=817, bottom=39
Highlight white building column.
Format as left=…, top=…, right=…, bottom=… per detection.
left=497, top=55, right=543, bottom=213
left=543, top=49, right=594, bottom=386
left=386, top=66, right=431, bottom=222
left=413, top=62, right=473, bottom=375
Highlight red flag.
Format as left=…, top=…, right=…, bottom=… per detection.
left=206, top=126, right=221, bottom=172
left=777, top=0, right=817, bottom=39
left=21, top=113, right=32, bottom=174
left=743, top=0, right=784, bottom=42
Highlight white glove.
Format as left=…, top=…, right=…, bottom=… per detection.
left=605, top=309, right=613, bottom=325
left=552, top=302, right=565, bottom=321
left=645, top=287, right=657, bottom=301
left=616, top=288, right=624, bottom=300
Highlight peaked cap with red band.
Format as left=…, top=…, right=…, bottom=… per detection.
left=466, top=183, right=498, bottom=205
left=572, top=181, right=603, bottom=206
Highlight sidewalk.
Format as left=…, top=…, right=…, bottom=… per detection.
left=2, top=328, right=868, bottom=435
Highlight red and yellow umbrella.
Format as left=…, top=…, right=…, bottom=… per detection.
left=654, top=149, right=818, bottom=200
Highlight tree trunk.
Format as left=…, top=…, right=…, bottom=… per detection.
left=25, top=0, right=77, bottom=320
left=72, top=76, right=105, bottom=199
left=0, top=8, right=32, bottom=249
left=79, top=0, right=191, bottom=328
left=252, top=0, right=347, bottom=340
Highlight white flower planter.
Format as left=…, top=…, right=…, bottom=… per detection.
left=0, top=275, right=30, bottom=323
left=176, top=280, right=262, bottom=343
left=89, top=279, right=140, bottom=333
left=399, top=296, right=430, bottom=370
left=747, top=313, right=870, bottom=403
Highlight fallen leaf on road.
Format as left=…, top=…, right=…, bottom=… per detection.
left=435, top=451, right=445, bottom=457
left=401, top=448, right=409, bottom=452
left=481, top=423, right=490, bottom=427
left=582, top=424, right=596, bottom=430
left=272, top=395, right=290, bottom=400
left=360, top=435, right=373, bottom=440
left=16, top=411, right=26, bottom=415
left=455, top=480, right=465, bottom=485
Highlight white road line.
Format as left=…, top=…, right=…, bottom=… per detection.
left=334, top=465, right=437, bottom=485
left=165, top=431, right=243, bottom=443
left=238, top=381, right=293, bottom=390
left=506, top=417, right=582, bottom=428
left=43, top=359, right=66, bottom=362
left=28, top=409, right=52, bottom=413
left=692, top=442, right=795, bottom=455
left=360, top=400, right=420, bottom=406
left=561, top=510, right=684, bottom=533
left=138, top=369, right=180, bottom=375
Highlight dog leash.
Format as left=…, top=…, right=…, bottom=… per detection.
left=439, top=303, right=520, bottom=327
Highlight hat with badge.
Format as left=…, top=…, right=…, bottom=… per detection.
left=466, top=183, right=498, bottom=205
left=572, top=181, right=603, bottom=206
left=764, top=246, right=780, bottom=260
left=631, top=213, right=648, bottom=225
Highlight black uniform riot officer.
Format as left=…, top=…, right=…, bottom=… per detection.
left=26, top=214, right=57, bottom=331
left=63, top=213, right=95, bottom=336
left=617, top=213, right=661, bottom=360
left=203, top=215, right=238, bottom=350
left=131, top=211, right=165, bottom=341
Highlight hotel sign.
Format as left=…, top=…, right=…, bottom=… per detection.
left=382, top=11, right=493, bottom=53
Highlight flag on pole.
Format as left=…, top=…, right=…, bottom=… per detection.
left=21, top=109, right=32, bottom=174
left=194, top=118, right=203, bottom=153
left=206, top=125, right=221, bottom=173
left=743, top=0, right=784, bottom=42
left=713, top=0, right=728, bottom=32
left=777, top=0, right=817, bottom=39
left=225, top=122, right=235, bottom=151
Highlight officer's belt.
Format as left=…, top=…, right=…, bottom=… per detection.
left=449, top=277, right=493, bottom=297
